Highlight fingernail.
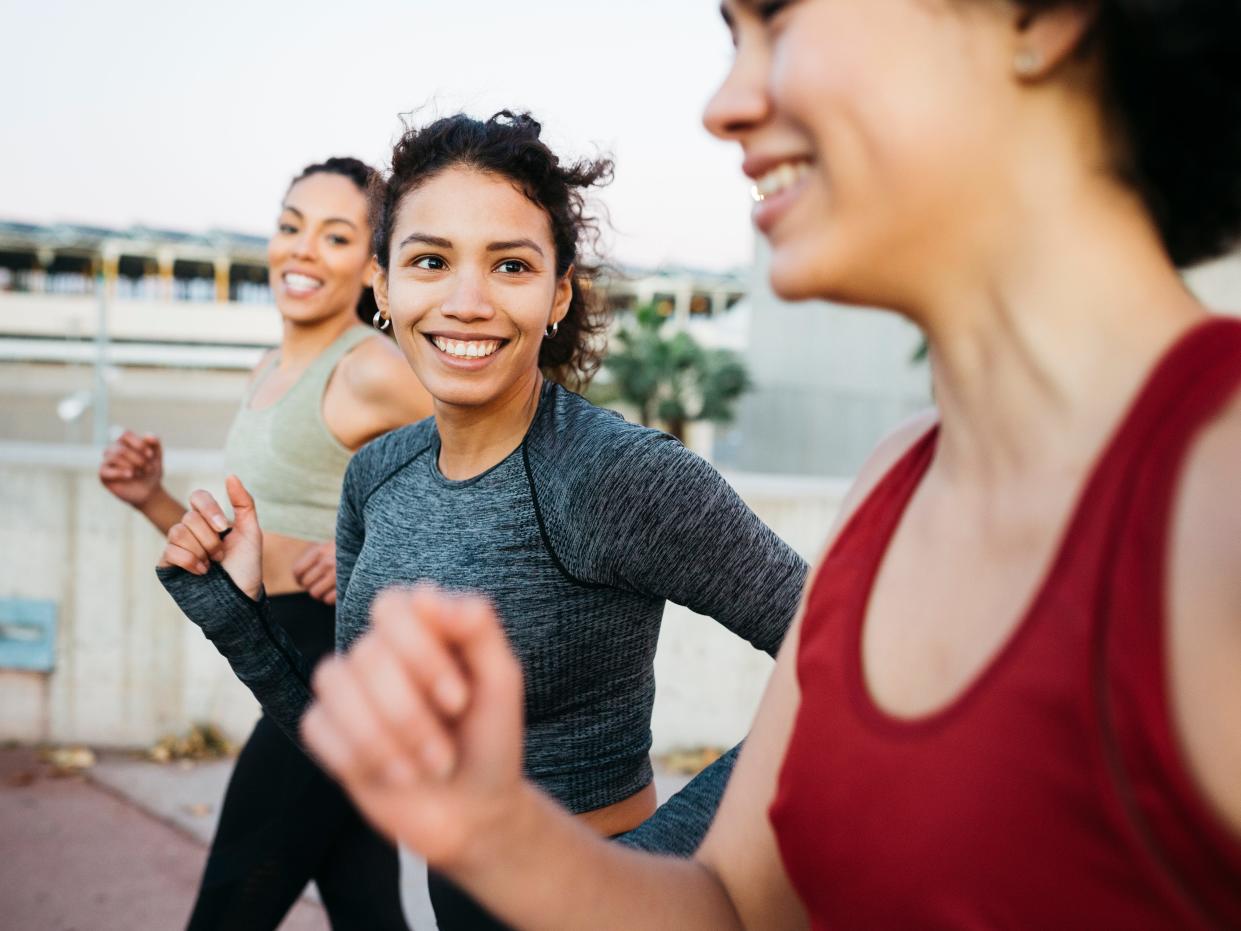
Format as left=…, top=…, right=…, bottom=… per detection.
left=196, top=561, right=209, bottom=574
left=211, top=516, right=229, bottom=532
left=422, top=740, right=454, bottom=779
left=434, top=676, right=467, bottom=715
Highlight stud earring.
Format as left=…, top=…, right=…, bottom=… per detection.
left=1014, top=48, right=1043, bottom=78
left=372, top=310, right=390, bottom=331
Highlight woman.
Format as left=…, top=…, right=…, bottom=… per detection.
left=100, top=156, right=431, bottom=930
left=152, top=113, right=809, bottom=929
left=291, top=2, right=1241, bottom=929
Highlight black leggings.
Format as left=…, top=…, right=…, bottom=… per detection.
left=185, top=593, right=408, bottom=931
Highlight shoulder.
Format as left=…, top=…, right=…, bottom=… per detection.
left=345, top=418, right=436, bottom=496
left=337, top=335, right=433, bottom=419
left=525, top=383, right=671, bottom=477
left=1166, top=386, right=1241, bottom=834
left=835, top=409, right=938, bottom=533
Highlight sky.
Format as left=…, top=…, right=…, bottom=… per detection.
left=1, top=0, right=757, bottom=272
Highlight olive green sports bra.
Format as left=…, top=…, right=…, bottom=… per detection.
left=223, top=326, right=377, bottom=542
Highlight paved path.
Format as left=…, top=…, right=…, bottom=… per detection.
left=0, top=747, right=324, bottom=930
left=3, top=747, right=694, bottom=930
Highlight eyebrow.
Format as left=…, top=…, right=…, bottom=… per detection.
left=280, top=205, right=358, bottom=230
left=487, top=238, right=544, bottom=257
left=397, top=233, right=545, bottom=258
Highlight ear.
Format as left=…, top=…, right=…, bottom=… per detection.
left=551, top=265, right=574, bottom=327
left=1011, top=1, right=1100, bottom=80
left=372, top=263, right=391, bottom=318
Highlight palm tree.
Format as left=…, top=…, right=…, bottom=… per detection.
left=601, top=302, right=751, bottom=442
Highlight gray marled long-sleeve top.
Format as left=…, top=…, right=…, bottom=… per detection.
left=158, top=381, right=807, bottom=842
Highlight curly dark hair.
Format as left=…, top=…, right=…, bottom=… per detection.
left=1019, top=0, right=1241, bottom=267
left=288, top=156, right=383, bottom=327
left=370, top=111, right=614, bottom=388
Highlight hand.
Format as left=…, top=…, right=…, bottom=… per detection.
left=99, top=430, right=163, bottom=507
left=302, top=585, right=526, bottom=870
left=157, top=475, right=264, bottom=600
left=292, top=542, right=337, bottom=605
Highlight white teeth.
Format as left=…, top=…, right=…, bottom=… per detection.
left=283, top=272, right=324, bottom=291
left=431, top=337, right=502, bottom=359
left=750, top=161, right=811, bottom=202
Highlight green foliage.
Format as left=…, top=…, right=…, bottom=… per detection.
left=602, top=302, right=752, bottom=441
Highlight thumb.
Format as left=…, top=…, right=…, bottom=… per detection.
left=225, top=475, right=259, bottom=526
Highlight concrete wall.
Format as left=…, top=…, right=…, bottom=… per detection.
left=0, top=443, right=845, bottom=754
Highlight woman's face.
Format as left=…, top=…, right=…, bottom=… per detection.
left=376, top=166, right=571, bottom=412
left=704, top=0, right=1017, bottom=310
left=268, top=172, right=372, bottom=325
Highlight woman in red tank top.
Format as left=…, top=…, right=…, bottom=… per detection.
left=277, top=2, right=1241, bottom=929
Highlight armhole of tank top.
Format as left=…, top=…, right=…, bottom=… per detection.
left=317, top=330, right=380, bottom=455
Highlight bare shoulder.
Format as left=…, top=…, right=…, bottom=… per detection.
left=1168, top=390, right=1241, bottom=836
left=835, top=408, right=938, bottom=530
left=338, top=336, right=433, bottom=418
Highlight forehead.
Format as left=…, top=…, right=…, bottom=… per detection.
left=283, top=172, right=368, bottom=219
left=393, top=166, right=554, bottom=246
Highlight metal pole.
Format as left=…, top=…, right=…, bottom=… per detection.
left=93, top=267, right=109, bottom=448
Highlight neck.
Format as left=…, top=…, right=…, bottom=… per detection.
left=917, top=180, right=1205, bottom=488
left=278, top=311, right=358, bottom=370
left=435, top=369, right=546, bottom=480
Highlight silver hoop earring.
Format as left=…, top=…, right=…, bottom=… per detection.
left=372, top=310, right=390, bottom=331
left=545, top=321, right=559, bottom=339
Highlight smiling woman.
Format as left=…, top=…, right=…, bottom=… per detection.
left=153, top=111, right=808, bottom=931
left=102, top=155, right=432, bottom=931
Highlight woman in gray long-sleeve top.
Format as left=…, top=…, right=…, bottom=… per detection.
left=155, top=111, right=808, bottom=931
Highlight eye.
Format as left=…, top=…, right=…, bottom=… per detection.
left=277, top=222, right=298, bottom=235
left=755, top=0, right=791, bottom=21
left=411, top=255, right=447, bottom=271
left=327, top=234, right=351, bottom=246
left=496, top=259, right=530, bottom=274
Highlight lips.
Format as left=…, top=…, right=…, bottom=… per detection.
left=282, top=271, right=324, bottom=296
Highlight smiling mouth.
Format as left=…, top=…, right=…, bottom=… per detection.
left=750, top=160, right=812, bottom=202
left=282, top=271, right=324, bottom=295
left=428, top=335, right=506, bottom=359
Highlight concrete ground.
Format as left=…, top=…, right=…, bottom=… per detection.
left=1, top=747, right=692, bottom=931
left=0, top=747, right=324, bottom=930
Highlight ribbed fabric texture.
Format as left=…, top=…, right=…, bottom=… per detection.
left=159, top=381, right=807, bottom=841
left=223, top=326, right=376, bottom=543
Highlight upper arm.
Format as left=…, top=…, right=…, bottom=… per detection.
left=692, top=411, right=939, bottom=927
left=330, top=339, right=433, bottom=448
left=695, top=598, right=810, bottom=930
left=1168, top=397, right=1241, bottom=836
left=571, top=436, right=808, bottom=653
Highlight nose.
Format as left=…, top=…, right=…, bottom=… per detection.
left=439, top=270, right=496, bottom=322
left=703, top=40, right=771, bottom=142
left=291, top=230, right=319, bottom=262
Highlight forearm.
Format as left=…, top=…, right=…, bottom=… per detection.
left=450, top=785, right=745, bottom=931
left=156, top=563, right=313, bottom=744
left=137, top=486, right=185, bottom=536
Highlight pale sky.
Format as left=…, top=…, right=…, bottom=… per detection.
left=2, top=0, right=757, bottom=272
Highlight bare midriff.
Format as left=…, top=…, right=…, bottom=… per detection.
left=262, top=532, right=323, bottom=596
left=576, top=781, right=658, bottom=837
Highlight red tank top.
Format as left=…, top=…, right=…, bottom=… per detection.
left=770, top=317, right=1241, bottom=930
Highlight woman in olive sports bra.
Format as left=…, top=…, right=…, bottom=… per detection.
left=98, top=157, right=431, bottom=930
